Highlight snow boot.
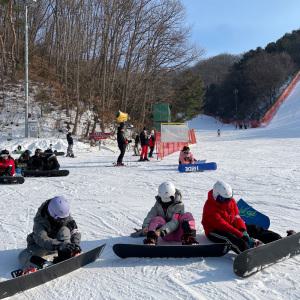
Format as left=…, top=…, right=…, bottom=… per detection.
left=181, top=220, right=198, bottom=245
left=143, top=231, right=158, bottom=245
left=287, top=230, right=297, bottom=236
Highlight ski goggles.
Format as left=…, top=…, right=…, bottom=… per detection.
left=216, top=194, right=232, bottom=203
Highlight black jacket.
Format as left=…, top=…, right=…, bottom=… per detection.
left=117, top=128, right=127, bottom=148
left=67, top=134, right=73, bottom=145
left=140, top=131, right=149, bottom=146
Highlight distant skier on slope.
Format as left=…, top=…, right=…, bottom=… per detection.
left=0, top=149, right=15, bottom=176
left=178, top=146, right=197, bottom=164
left=142, top=182, right=198, bottom=245
left=19, top=196, right=81, bottom=272
left=201, top=180, right=295, bottom=254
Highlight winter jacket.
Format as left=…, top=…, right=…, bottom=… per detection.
left=201, top=190, right=246, bottom=238
left=142, top=189, right=184, bottom=234
left=140, top=130, right=149, bottom=146
left=67, top=134, right=73, bottom=145
left=0, top=157, right=15, bottom=176
left=117, top=127, right=128, bottom=148
left=26, top=200, right=81, bottom=251
left=148, top=135, right=155, bottom=148
left=179, top=150, right=196, bottom=164
left=28, top=155, right=44, bottom=170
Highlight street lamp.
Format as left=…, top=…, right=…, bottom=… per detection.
left=24, top=0, right=36, bottom=138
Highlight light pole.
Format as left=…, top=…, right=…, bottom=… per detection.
left=24, top=0, right=36, bottom=138
left=24, top=1, right=29, bottom=137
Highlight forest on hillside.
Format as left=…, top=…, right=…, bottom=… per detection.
left=1, top=0, right=300, bottom=132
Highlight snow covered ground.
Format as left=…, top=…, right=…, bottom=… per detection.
left=1, top=82, right=300, bottom=299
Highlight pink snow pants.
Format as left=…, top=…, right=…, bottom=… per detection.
left=147, top=212, right=196, bottom=242
left=140, top=145, right=148, bottom=159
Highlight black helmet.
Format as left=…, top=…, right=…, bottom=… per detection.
left=0, top=149, right=9, bottom=156
left=35, top=148, right=42, bottom=155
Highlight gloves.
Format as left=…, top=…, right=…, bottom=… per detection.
left=160, top=230, right=167, bottom=237
left=242, top=231, right=254, bottom=248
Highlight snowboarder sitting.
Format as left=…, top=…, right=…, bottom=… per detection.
left=179, top=146, right=197, bottom=165
left=201, top=181, right=290, bottom=254
left=0, top=149, right=15, bottom=176
left=142, top=182, right=198, bottom=245
left=19, top=196, right=81, bottom=270
left=28, top=148, right=45, bottom=170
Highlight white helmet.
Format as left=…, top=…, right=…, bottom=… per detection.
left=158, top=182, right=176, bottom=203
left=213, top=180, right=233, bottom=202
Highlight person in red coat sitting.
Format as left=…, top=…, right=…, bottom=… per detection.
left=0, top=149, right=15, bottom=176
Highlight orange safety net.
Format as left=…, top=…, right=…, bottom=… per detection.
left=155, top=129, right=197, bottom=159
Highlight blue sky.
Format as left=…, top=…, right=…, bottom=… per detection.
left=181, top=0, right=300, bottom=57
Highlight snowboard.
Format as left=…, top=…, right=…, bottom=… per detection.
left=54, top=151, right=65, bottom=156
left=178, top=162, right=217, bottom=173
left=233, top=232, right=300, bottom=277
left=22, top=169, right=69, bottom=177
left=237, top=199, right=270, bottom=229
left=0, top=176, right=25, bottom=184
left=113, top=243, right=230, bottom=258
left=0, top=244, right=106, bottom=299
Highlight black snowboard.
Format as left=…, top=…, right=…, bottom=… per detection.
left=0, top=244, right=106, bottom=299
left=233, top=232, right=300, bottom=277
left=23, top=169, right=69, bottom=177
left=113, top=243, right=230, bottom=258
left=54, top=151, right=65, bottom=156
left=0, top=176, right=25, bottom=184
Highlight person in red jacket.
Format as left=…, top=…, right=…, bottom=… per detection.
left=201, top=181, right=295, bottom=254
left=0, top=149, right=15, bottom=176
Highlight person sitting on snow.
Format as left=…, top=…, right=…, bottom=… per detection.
left=0, top=149, right=15, bottom=176
left=142, top=181, right=198, bottom=245
left=201, top=180, right=295, bottom=254
left=28, top=148, right=45, bottom=170
left=179, top=146, right=197, bottom=164
left=19, top=196, right=81, bottom=270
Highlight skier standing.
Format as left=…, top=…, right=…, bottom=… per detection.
left=201, top=181, right=289, bottom=254
left=148, top=130, right=156, bottom=158
left=142, top=182, right=198, bottom=245
left=19, top=196, right=81, bottom=270
left=66, top=132, right=74, bottom=158
left=139, top=127, right=149, bottom=161
left=116, top=123, right=131, bottom=166
left=0, top=149, right=15, bottom=176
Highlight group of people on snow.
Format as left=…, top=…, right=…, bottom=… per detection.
left=140, top=180, right=294, bottom=253
left=116, top=123, right=156, bottom=166
left=18, top=179, right=294, bottom=275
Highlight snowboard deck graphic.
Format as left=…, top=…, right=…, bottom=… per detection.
left=237, top=199, right=270, bottom=229
left=178, top=162, right=217, bottom=173
left=22, top=169, right=69, bottom=177
left=233, top=233, right=300, bottom=277
left=0, top=176, right=25, bottom=184
left=113, top=243, right=230, bottom=258
left=0, top=244, right=106, bottom=299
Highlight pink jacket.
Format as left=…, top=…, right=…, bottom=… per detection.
left=179, top=151, right=196, bottom=164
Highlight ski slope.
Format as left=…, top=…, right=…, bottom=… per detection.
left=1, top=85, right=300, bottom=299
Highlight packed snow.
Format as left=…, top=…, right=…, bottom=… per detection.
left=1, top=82, right=300, bottom=299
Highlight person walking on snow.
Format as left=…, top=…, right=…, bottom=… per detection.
left=142, top=181, right=198, bottom=245
left=179, top=146, right=197, bottom=164
left=139, top=127, right=149, bottom=161
left=19, top=196, right=81, bottom=270
left=0, top=149, right=15, bottom=176
left=66, top=132, right=74, bottom=158
left=201, top=180, right=293, bottom=254
left=116, top=123, right=131, bottom=166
